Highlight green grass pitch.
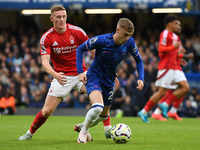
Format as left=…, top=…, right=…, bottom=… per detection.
left=0, top=115, right=200, bottom=150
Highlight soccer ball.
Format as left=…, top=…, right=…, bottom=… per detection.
left=110, top=123, right=131, bottom=144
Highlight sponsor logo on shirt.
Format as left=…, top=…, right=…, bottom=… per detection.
left=52, top=41, right=59, bottom=46
left=53, top=45, right=77, bottom=54
left=103, top=51, right=111, bottom=53
left=89, top=37, right=98, bottom=46
left=41, top=45, right=47, bottom=54
left=70, top=36, right=74, bottom=44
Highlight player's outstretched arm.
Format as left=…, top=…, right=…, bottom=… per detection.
left=159, top=41, right=181, bottom=53
left=134, top=54, right=144, bottom=83
left=41, top=55, right=57, bottom=77
left=41, top=55, right=67, bottom=86
left=76, top=43, right=88, bottom=74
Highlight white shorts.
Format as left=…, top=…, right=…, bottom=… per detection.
left=47, top=73, right=85, bottom=98
left=155, top=69, right=187, bottom=89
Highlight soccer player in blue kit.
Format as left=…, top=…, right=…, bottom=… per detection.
left=76, top=18, right=144, bottom=143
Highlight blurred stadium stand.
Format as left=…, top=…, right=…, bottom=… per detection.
left=0, top=0, right=200, bottom=117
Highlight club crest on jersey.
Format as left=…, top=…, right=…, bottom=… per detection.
left=89, top=37, right=98, bottom=46
left=41, top=45, right=47, bottom=54
left=93, top=83, right=99, bottom=88
left=70, top=36, right=74, bottom=44
left=121, top=51, right=127, bottom=57
left=49, top=87, right=54, bottom=93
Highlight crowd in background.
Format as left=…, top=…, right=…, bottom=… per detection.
left=0, top=14, right=200, bottom=117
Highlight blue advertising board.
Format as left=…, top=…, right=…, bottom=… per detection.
left=0, top=0, right=195, bottom=10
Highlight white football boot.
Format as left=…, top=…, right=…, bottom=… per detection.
left=104, top=125, right=112, bottom=139
left=77, top=131, right=87, bottom=143
left=18, top=130, right=33, bottom=140
left=74, top=124, right=93, bottom=141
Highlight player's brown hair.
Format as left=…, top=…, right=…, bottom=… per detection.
left=164, top=15, right=178, bottom=25
left=117, top=18, right=134, bottom=32
left=51, top=5, right=66, bottom=14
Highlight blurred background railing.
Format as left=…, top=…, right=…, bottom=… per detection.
left=0, top=0, right=200, bottom=117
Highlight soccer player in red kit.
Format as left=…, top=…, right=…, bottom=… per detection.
left=138, top=15, right=190, bottom=123
left=152, top=21, right=193, bottom=121
left=18, top=5, right=95, bottom=140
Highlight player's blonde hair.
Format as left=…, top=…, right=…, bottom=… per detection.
left=51, top=5, right=66, bottom=14
left=117, top=18, right=134, bottom=32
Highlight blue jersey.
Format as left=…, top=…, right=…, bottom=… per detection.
left=76, top=32, right=144, bottom=87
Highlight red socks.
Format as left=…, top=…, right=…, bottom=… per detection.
left=30, top=110, right=47, bottom=134
left=173, top=97, right=184, bottom=108
left=103, top=115, right=111, bottom=126
left=165, top=94, right=179, bottom=106
left=144, top=100, right=156, bottom=112
left=160, top=90, right=174, bottom=104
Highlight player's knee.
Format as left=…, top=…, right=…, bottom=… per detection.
left=183, top=85, right=190, bottom=94
left=157, top=87, right=167, bottom=97
left=158, top=90, right=166, bottom=98
left=42, top=109, right=53, bottom=118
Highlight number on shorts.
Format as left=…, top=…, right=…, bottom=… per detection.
left=108, top=91, right=114, bottom=100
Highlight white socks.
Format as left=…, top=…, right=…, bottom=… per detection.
left=154, top=108, right=161, bottom=115
left=104, top=125, right=112, bottom=132
left=142, top=109, right=148, bottom=115
left=170, top=107, right=177, bottom=113
left=91, top=115, right=108, bottom=128
left=153, top=106, right=177, bottom=114
left=81, top=103, right=104, bottom=132
left=163, top=102, right=169, bottom=107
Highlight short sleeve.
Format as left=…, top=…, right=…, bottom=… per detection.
left=40, top=35, right=51, bottom=55
left=85, top=36, right=102, bottom=50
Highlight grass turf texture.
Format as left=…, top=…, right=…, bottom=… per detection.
left=0, top=116, right=200, bottom=150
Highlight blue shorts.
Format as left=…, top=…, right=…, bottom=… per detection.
left=86, top=75, right=114, bottom=106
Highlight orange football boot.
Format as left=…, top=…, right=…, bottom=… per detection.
left=151, top=113, right=167, bottom=121
left=167, top=111, right=182, bottom=121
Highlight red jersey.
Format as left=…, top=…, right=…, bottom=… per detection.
left=158, top=29, right=179, bottom=70
left=40, top=23, right=88, bottom=76
left=177, top=54, right=182, bottom=71
left=177, top=38, right=182, bottom=71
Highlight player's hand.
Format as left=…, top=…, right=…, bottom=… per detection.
left=178, top=47, right=186, bottom=54
left=55, top=72, right=67, bottom=86
left=79, top=73, right=87, bottom=84
left=136, top=80, right=144, bottom=91
left=174, top=42, right=181, bottom=49
left=114, top=77, right=120, bottom=87
left=180, top=58, right=187, bottom=66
